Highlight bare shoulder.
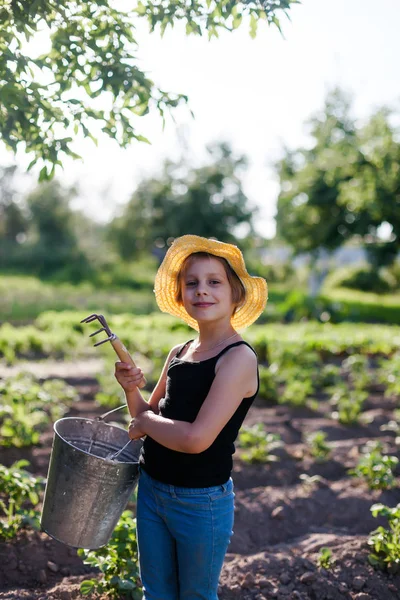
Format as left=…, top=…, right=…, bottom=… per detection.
left=215, top=343, right=257, bottom=397
left=168, top=341, right=190, bottom=361
left=216, top=342, right=257, bottom=372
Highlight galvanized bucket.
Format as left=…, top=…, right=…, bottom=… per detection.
left=41, top=416, right=142, bottom=549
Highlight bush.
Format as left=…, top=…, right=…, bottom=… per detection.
left=337, top=268, right=393, bottom=294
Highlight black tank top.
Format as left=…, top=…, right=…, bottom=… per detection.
left=139, top=340, right=259, bottom=487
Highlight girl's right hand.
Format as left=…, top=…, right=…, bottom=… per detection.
left=114, top=362, right=144, bottom=392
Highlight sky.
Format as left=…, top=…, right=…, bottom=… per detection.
left=2, top=0, right=400, bottom=238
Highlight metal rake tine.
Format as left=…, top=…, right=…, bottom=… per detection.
left=94, top=336, right=114, bottom=347
left=81, top=314, right=101, bottom=324
left=89, top=327, right=107, bottom=338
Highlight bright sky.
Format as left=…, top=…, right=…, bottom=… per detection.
left=2, top=0, right=400, bottom=238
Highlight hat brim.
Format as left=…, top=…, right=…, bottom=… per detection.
left=154, top=235, right=268, bottom=331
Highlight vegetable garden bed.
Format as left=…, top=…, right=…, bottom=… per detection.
left=1, top=318, right=400, bottom=599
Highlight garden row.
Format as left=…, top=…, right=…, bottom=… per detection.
left=2, top=274, right=400, bottom=324
left=1, top=315, right=400, bottom=597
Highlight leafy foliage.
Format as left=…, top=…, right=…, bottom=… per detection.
left=258, top=365, right=278, bottom=403
left=317, top=547, right=334, bottom=569
left=1, top=0, right=296, bottom=175
left=108, top=143, right=256, bottom=257
left=275, top=88, right=400, bottom=269
left=306, top=431, right=331, bottom=462
left=348, top=441, right=399, bottom=490
left=238, top=423, right=282, bottom=463
left=330, top=388, right=367, bottom=426
left=0, top=460, right=44, bottom=540
left=78, top=510, right=142, bottom=599
left=378, top=353, right=400, bottom=399
left=368, top=503, right=400, bottom=573
left=0, top=373, right=78, bottom=447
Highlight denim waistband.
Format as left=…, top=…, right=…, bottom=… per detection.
left=139, top=467, right=232, bottom=495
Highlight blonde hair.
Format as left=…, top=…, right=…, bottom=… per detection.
left=175, top=252, right=246, bottom=312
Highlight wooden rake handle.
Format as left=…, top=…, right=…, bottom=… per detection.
left=111, top=336, right=147, bottom=389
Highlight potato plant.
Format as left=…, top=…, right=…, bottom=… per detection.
left=330, top=386, right=367, bottom=425
left=306, top=431, right=332, bottom=462
left=378, top=352, right=400, bottom=400
left=317, top=547, right=334, bottom=569
left=280, top=378, right=314, bottom=407
left=368, top=503, right=400, bottom=573
left=315, top=363, right=341, bottom=388
left=341, top=354, right=372, bottom=391
left=258, top=365, right=278, bottom=403
left=0, top=460, right=44, bottom=540
left=348, top=441, right=399, bottom=490
left=381, top=410, right=400, bottom=445
left=0, top=374, right=78, bottom=447
left=238, top=423, right=282, bottom=463
left=78, top=510, right=142, bottom=599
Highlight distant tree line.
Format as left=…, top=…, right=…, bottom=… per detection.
left=0, top=143, right=259, bottom=281
left=1, top=89, right=399, bottom=290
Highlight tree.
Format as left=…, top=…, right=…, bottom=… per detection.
left=275, top=88, right=400, bottom=269
left=108, top=142, right=256, bottom=258
left=0, top=165, right=28, bottom=241
left=22, top=179, right=95, bottom=279
left=0, top=0, right=297, bottom=179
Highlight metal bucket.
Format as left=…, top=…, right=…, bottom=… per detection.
left=41, top=417, right=142, bottom=549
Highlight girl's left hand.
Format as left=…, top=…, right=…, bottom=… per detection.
left=128, top=416, right=146, bottom=440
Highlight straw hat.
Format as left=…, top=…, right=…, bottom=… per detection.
left=154, top=235, right=268, bottom=330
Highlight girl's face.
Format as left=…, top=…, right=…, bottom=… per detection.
left=181, top=257, right=235, bottom=326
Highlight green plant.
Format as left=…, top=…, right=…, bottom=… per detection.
left=0, top=460, right=44, bottom=540
left=330, top=388, right=367, bottom=425
left=342, top=354, right=372, bottom=391
left=258, top=365, right=278, bottom=403
left=381, top=411, right=400, bottom=445
left=78, top=510, right=142, bottom=599
left=317, top=547, right=334, bottom=569
left=238, top=424, right=282, bottom=464
left=0, top=373, right=78, bottom=447
left=299, top=473, right=323, bottom=489
left=316, top=363, right=341, bottom=388
left=378, top=353, right=400, bottom=399
left=306, top=431, right=332, bottom=462
left=348, top=441, right=399, bottom=490
left=280, top=379, right=313, bottom=407
left=368, top=503, right=400, bottom=573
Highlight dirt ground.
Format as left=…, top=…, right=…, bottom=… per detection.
left=1, top=364, right=400, bottom=600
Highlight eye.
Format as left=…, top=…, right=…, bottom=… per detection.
left=185, top=280, right=196, bottom=287
left=209, top=280, right=221, bottom=285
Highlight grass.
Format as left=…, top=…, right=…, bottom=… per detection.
left=0, top=276, right=157, bottom=322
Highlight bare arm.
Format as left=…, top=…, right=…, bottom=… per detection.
left=130, top=345, right=257, bottom=452
left=115, top=344, right=183, bottom=418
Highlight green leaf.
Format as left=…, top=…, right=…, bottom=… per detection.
left=249, top=13, right=258, bottom=39
left=80, top=579, right=97, bottom=595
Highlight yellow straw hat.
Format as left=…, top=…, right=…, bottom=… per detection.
left=154, top=235, right=268, bottom=331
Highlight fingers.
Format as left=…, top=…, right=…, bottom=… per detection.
left=128, top=419, right=144, bottom=440
left=114, top=362, right=143, bottom=389
left=115, top=362, right=141, bottom=374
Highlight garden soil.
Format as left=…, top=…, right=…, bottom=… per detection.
left=1, top=363, right=400, bottom=600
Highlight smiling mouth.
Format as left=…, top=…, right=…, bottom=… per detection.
left=193, top=302, right=214, bottom=307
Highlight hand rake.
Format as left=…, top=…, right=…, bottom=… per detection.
left=81, top=313, right=146, bottom=389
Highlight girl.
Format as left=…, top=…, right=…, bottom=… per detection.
left=114, top=234, right=267, bottom=600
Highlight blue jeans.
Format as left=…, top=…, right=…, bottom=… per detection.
left=136, top=468, right=235, bottom=600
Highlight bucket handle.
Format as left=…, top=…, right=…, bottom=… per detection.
left=97, top=404, right=127, bottom=422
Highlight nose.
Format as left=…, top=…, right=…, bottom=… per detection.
left=196, top=281, right=208, bottom=295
